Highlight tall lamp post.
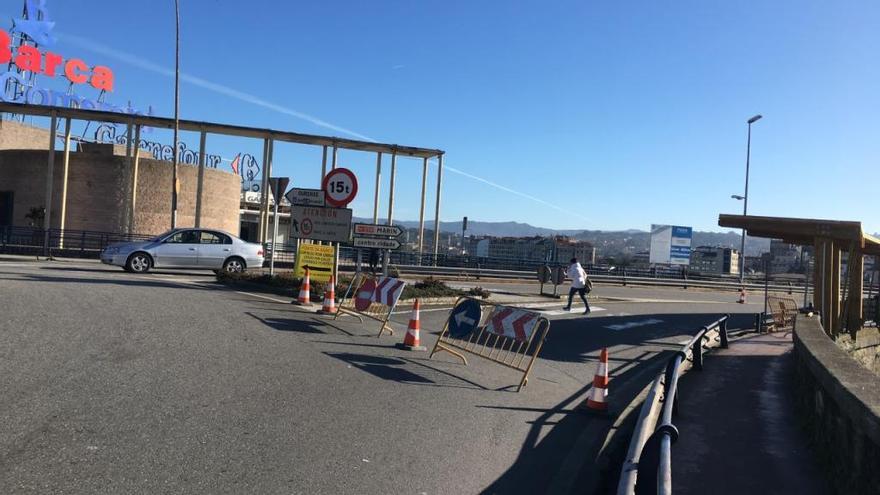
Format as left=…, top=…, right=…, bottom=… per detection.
left=170, top=0, right=181, bottom=228
left=735, top=114, right=762, bottom=283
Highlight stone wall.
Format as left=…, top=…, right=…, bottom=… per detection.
left=0, top=119, right=52, bottom=151
left=0, top=149, right=240, bottom=235
left=793, top=315, right=880, bottom=494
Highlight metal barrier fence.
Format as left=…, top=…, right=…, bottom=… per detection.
left=618, top=315, right=732, bottom=495
left=0, top=226, right=154, bottom=257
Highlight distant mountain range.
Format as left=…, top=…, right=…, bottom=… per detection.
left=355, top=217, right=772, bottom=256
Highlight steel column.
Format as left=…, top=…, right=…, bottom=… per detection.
left=321, top=145, right=328, bottom=182
left=417, top=157, right=428, bottom=262
left=383, top=152, right=397, bottom=276
left=258, top=138, right=271, bottom=243
left=128, top=125, right=142, bottom=234
left=373, top=152, right=382, bottom=224
left=332, top=145, right=338, bottom=170
left=432, top=154, right=444, bottom=264
left=42, top=112, right=57, bottom=256
left=194, top=130, right=207, bottom=227
left=58, top=117, right=72, bottom=248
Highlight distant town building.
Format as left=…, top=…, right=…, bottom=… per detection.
left=464, top=235, right=596, bottom=264
left=689, top=246, right=740, bottom=275
left=768, top=239, right=803, bottom=273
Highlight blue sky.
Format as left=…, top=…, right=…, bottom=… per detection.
left=13, top=0, right=880, bottom=232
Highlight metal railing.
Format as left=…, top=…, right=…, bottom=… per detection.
left=0, top=226, right=154, bottom=257
left=618, top=315, right=731, bottom=495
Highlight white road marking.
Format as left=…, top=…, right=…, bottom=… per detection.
left=234, top=290, right=291, bottom=304
left=604, top=318, right=664, bottom=331
left=540, top=306, right=607, bottom=316
left=391, top=306, right=454, bottom=315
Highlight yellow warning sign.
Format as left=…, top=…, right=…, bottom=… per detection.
left=294, top=243, right=335, bottom=283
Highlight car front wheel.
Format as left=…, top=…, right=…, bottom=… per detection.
left=222, top=257, right=245, bottom=273
left=126, top=252, right=152, bottom=273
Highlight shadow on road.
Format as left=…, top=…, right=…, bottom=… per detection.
left=324, top=351, right=491, bottom=390
left=16, top=273, right=207, bottom=290
left=537, top=312, right=757, bottom=365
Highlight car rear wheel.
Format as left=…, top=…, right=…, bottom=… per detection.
left=126, top=252, right=152, bottom=273
left=223, top=257, right=245, bottom=273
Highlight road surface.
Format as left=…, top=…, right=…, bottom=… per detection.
left=0, top=260, right=762, bottom=494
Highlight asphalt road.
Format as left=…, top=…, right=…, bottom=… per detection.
left=0, top=260, right=763, bottom=494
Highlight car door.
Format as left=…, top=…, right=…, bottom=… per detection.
left=153, top=230, right=200, bottom=267
left=197, top=231, right=232, bottom=268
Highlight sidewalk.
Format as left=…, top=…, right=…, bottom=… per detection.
left=671, top=332, right=830, bottom=494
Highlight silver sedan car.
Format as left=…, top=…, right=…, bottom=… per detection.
left=100, top=228, right=264, bottom=274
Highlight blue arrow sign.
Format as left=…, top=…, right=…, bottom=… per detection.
left=447, top=298, right=482, bottom=339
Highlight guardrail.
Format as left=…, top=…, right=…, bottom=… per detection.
left=617, top=315, right=731, bottom=495
left=0, top=226, right=154, bottom=257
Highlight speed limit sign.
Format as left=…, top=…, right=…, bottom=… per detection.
left=322, top=168, right=358, bottom=207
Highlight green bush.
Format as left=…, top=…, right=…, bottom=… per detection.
left=401, top=277, right=464, bottom=299
left=215, top=271, right=351, bottom=300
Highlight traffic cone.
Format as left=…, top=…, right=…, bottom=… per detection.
left=292, top=267, right=312, bottom=305
left=579, top=348, right=609, bottom=413
left=317, top=276, right=337, bottom=315
left=737, top=288, right=747, bottom=304
left=396, top=299, right=426, bottom=351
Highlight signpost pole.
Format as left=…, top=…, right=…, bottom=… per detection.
left=321, top=145, right=328, bottom=182
left=42, top=112, right=57, bottom=258
left=332, top=145, right=338, bottom=170
left=384, top=152, right=397, bottom=276
left=418, top=157, right=428, bottom=264
left=270, top=191, right=279, bottom=276
left=432, top=154, right=444, bottom=266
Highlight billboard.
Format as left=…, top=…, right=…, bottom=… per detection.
left=649, top=225, right=693, bottom=265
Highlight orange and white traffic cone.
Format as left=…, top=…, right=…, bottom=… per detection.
left=579, top=348, right=609, bottom=413
left=396, top=299, right=426, bottom=351
left=292, top=267, right=312, bottom=305
left=737, top=288, right=747, bottom=304
left=317, top=276, right=337, bottom=315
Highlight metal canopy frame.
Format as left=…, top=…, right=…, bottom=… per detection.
left=719, top=214, right=878, bottom=338
left=2, top=102, right=447, bottom=260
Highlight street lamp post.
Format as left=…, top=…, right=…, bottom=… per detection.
left=171, top=0, right=181, bottom=229
left=738, top=114, right=762, bottom=283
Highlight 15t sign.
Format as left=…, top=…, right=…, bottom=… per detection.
left=322, top=168, right=358, bottom=207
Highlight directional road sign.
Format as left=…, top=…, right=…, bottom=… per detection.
left=353, top=223, right=403, bottom=237
left=290, top=205, right=352, bottom=243
left=322, top=168, right=358, bottom=207
left=285, top=187, right=324, bottom=207
left=352, top=237, right=401, bottom=250
left=447, top=298, right=482, bottom=339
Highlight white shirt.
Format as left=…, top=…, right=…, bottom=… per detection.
left=567, top=263, right=587, bottom=289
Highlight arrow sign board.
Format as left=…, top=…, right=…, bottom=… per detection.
left=285, top=187, right=325, bottom=207
left=353, top=223, right=402, bottom=237
left=447, top=298, right=482, bottom=338
left=352, top=237, right=401, bottom=250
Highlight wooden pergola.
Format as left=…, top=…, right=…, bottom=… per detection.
left=719, top=215, right=880, bottom=338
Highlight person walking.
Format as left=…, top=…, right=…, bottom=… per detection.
left=562, top=257, right=592, bottom=314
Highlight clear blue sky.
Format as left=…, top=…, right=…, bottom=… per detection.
left=19, top=0, right=880, bottom=233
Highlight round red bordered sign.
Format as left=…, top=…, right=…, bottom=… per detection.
left=355, top=278, right=376, bottom=311
left=322, top=168, right=358, bottom=207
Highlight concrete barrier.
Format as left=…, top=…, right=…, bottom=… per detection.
left=793, top=315, right=880, bottom=494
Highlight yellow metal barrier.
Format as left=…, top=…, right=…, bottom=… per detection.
left=430, top=296, right=550, bottom=392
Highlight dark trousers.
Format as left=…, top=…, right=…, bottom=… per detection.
left=566, top=287, right=590, bottom=310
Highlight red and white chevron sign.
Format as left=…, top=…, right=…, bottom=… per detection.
left=487, top=307, right=539, bottom=342
left=372, top=277, right=406, bottom=307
